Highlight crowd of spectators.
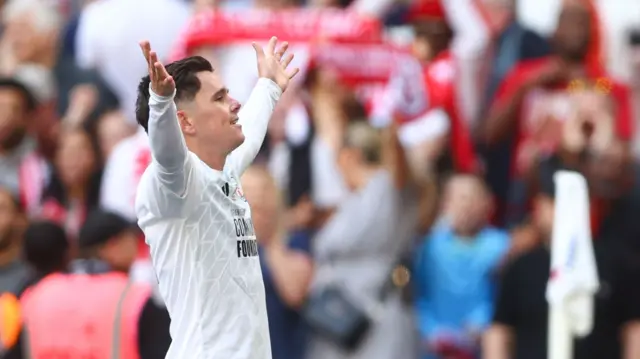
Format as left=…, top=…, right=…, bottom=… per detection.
left=0, top=0, right=640, bottom=358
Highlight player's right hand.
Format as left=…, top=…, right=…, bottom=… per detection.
left=139, top=41, right=175, bottom=97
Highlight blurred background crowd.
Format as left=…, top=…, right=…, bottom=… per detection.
left=1, top=0, right=640, bottom=358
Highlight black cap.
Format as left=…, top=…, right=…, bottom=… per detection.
left=23, top=221, right=69, bottom=272
left=78, top=210, right=136, bottom=249
left=0, top=78, right=36, bottom=111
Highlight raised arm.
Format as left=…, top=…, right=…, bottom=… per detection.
left=382, top=121, right=412, bottom=189
left=227, top=78, right=282, bottom=175
left=140, top=41, right=190, bottom=196
left=227, top=37, right=299, bottom=175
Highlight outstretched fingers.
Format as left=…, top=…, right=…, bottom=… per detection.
left=275, top=42, right=288, bottom=61
left=149, top=51, right=160, bottom=80
left=252, top=42, right=266, bottom=61
left=139, top=41, right=153, bottom=74
left=266, top=36, right=278, bottom=56
left=287, top=67, right=300, bottom=80
left=281, top=53, right=294, bottom=69
left=154, top=62, right=174, bottom=88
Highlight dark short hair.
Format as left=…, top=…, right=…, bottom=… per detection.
left=23, top=221, right=69, bottom=274
left=0, top=78, right=36, bottom=111
left=79, top=209, right=136, bottom=249
left=135, top=56, right=214, bottom=132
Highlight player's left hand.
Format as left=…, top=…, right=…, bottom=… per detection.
left=252, top=36, right=299, bottom=92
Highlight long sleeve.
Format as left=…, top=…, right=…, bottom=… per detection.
left=147, top=87, right=191, bottom=196
left=227, top=78, right=282, bottom=175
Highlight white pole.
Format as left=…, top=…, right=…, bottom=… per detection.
left=548, top=303, right=573, bottom=359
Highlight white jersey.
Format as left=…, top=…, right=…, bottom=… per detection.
left=136, top=78, right=281, bottom=359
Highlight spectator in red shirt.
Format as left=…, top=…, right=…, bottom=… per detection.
left=482, top=0, right=633, bottom=226
left=396, top=0, right=477, bottom=177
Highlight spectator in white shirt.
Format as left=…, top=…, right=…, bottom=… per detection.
left=74, top=0, right=191, bottom=124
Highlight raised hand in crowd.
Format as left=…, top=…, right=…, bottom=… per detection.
left=562, top=90, right=615, bottom=155
left=62, top=84, right=98, bottom=129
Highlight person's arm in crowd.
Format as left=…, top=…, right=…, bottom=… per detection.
left=263, top=232, right=313, bottom=308
left=137, top=298, right=172, bottom=359
left=413, top=239, right=441, bottom=343
left=484, top=60, right=569, bottom=145
left=398, top=108, right=451, bottom=180
left=482, top=256, right=520, bottom=359
left=227, top=79, right=282, bottom=176
left=74, top=2, right=100, bottom=70
left=624, top=322, right=640, bottom=359
left=416, top=175, right=439, bottom=235
left=483, top=67, right=534, bottom=146
left=482, top=324, right=513, bottom=359
left=382, top=122, right=412, bottom=190
left=442, top=0, right=492, bottom=129
left=61, top=84, right=98, bottom=130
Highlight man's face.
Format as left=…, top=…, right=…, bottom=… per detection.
left=0, top=88, right=27, bottom=149
left=3, top=12, right=48, bottom=63
left=100, top=230, right=139, bottom=272
left=412, top=19, right=452, bottom=61
left=481, top=0, right=515, bottom=32
left=55, top=130, right=96, bottom=188
left=180, top=72, right=243, bottom=155
left=554, top=5, right=591, bottom=61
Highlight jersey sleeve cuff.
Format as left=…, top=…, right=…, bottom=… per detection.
left=256, top=78, right=283, bottom=99
left=149, top=85, right=176, bottom=105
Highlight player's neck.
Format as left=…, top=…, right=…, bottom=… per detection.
left=187, top=140, right=227, bottom=171
left=199, top=152, right=226, bottom=171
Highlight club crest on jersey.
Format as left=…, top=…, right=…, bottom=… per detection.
left=233, top=186, right=247, bottom=202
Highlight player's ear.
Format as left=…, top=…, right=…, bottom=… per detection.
left=177, top=110, right=196, bottom=135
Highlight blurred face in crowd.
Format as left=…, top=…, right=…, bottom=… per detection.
left=242, top=167, right=281, bottom=242
left=337, top=123, right=382, bottom=190
left=481, top=0, right=515, bottom=33
left=179, top=71, right=243, bottom=155
left=442, top=175, right=492, bottom=236
left=0, top=189, right=20, bottom=251
left=2, top=7, right=59, bottom=64
left=97, top=111, right=135, bottom=160
left=98, top=230, right=139, bottom=272
left=30, top=101, right=60, bottom=159
left=412, top=19, right=452, bottom=62
left=0, top=87, right=28, bottom=151
left=533, top=194, right=555, bottom=240
left=55, top=130, right=97, bottom=190
left=553, top=2, right=591, bottom=62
